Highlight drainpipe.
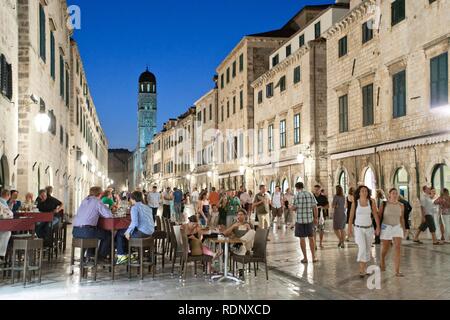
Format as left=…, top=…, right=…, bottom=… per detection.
left=412, top=146, right=420, bottom=200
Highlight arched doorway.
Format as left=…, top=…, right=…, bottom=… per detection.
left=338, top=170, right=349, bottom=195
left=394, top=167, right=410, bottom=200
left=269, top=181, right=275, bottom=195
left=282, top=179, right=289, bottom=193
left=363, top=167, right=376, bottom=192
left=0, top=156, right=9, bottom=192
left=432, top=164, right=450, bottom=195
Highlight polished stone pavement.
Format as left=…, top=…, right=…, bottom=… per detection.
left=1, top=222, right=449, bottom=300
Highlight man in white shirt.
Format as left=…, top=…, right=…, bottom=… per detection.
left=239, top=189, right=251, bottom=212
left=191, top=187, right=199, bottom=213
left=0, top=190, right=13, bottom=263
left=147, top=186, right=161, bottom=221
left=162, top=187, right=173, bottom=220
left=272, top=186, right=283, bottom=229
left=414, top=186, right=439, bottom=244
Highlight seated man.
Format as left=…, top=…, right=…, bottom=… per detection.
left=7, top=190, right=22, bottom=215
left=115, top=191, right=155, bottom=264
left=73, top=186, right=113, bottom=260
left=220, top=209, right=256, bottom=256
left=35, top=188, right=64, bottom=242
left=0, top=190, right=13, bottom=264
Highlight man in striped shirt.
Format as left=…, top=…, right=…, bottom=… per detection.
left=291, top=182, right=318, bottom=264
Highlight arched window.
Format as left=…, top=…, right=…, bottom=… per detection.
left=147, top=84, right=150, bottom=92
left=140, top=84, right=144, bottom=92
left=394, top=167, right=409, bottom=200
left=338, top=170, right=348, bottom=195
left=269, top=181, right=275, bottom=195
left=432, top=164, right=450, bottom=195
left=364, top=167, right=376, bottom=192
left=282, top=179, right=289, bottom=193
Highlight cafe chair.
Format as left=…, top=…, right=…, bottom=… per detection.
left=128, top=237, right=155, bottom=280
left=70, top=238, right=99, bottom=283
left=153, top=216, right=166, bottom=270
left=11, top=238, right=44, bottom=286
left=163, top=218, right=173, bottom=259
left=170, top=225, right=184, bottom=276
left=231, top=228, right=270, bottom=281
left=179, top=230, right=212, bottom=281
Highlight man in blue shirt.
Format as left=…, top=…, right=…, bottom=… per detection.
left=173, top=187, right=183, bottom=223
left=116, top=191, right=155, bottom=264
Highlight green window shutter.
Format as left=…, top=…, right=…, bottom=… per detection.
left=39, top=4, right=46, bottom=62
left=393, top=70, right=406, bottom=118
left=66, top=69, right=70, bottom=107
left=50, top=32, right=55, bottom=79
left=60, top=55, right=64, bottom=98
left=431, top=53, right=448, bottom=108
left=363, top=84, right=374, bottom=126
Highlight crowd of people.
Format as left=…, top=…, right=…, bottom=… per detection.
left=1, top=180, right=449, bottom=278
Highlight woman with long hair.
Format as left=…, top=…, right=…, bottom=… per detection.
left=345, top=187, right=355, bottom=242
left=196, top=192, right=210, bottom=226
left=332, top=185, right=347, bottom=248
left=435, top=188, right=450, bottom=243
left=348, top=185, right=381, bottom=277
left=379, top=188, right=405, bottom=277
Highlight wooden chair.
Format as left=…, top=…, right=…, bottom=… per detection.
left=170, top=225, right=184, bottom=275
left=179, top=230, right=212, bottom=280
left=163, top=218, right=173, bottom=259
left=153, top=216, right=166, bottom=270
left=128, top=237, right=155, bottom=280
left=11, top=239, right=44, bottom=286
left=231, top=228, right=270, bottom=280
left=70, top=238, right=99, bottom=282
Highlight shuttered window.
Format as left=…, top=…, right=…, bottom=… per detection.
left=0, top=54, right=13, bottom=100
left=294, top=114, right=300, bottom=145
left=279, top=120, right=286, bottom=149
left=339, top=36, right=348, bottom=57
left=430, top=52, right=448, bottom=108
left=339, top=95, right=349, bottom=132
left=65, top=69, right=70, bottom=107
left=60, top=55, right=64, bottom=98
left=50, top=32, right=55, bottom=79
left=393, top=70, right=406, bottom=118
left=391, top=0, right=406, bottom=26
left=39, top=4, right=46, bottom=62
left=294, top=66, right=301, bottom=84
left=362, top=84, right=374, bottom=126
left=362, top=21, right=373, bottom=43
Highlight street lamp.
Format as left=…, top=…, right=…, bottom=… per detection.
left=32, top=95, right=51, bottom=134
left=80, top=154, right=88, bottom=165
left=97, top=171, right=102, bottom=177
left=297, top=154, right=305, bottom=164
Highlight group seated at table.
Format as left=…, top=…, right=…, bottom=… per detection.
left=72, top=187, right=113, bottom=261
left=0, top=190, right=13, bottom=264
left=115, top=191, right=155, bottom=265
left=35, top=187, right=64, bottom=243
left=219, top=208, right=256, bottom=256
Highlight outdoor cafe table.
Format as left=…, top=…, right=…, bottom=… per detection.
left=0, top=218, right=36, bottom=233
left=16, top=212, right=54, bottom=224
left=98, top=216, right=131, bottom=280
left=210, top=237, right=243, bottom=284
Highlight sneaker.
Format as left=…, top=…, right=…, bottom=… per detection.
left=116, top=255, right=128, bottom=265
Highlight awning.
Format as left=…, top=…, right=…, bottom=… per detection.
left=376, top=133, right=450, bottom=152
left=330, top=147, right=375, bottom=161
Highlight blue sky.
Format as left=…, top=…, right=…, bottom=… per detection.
left=70, top=0, right=333, bottom=150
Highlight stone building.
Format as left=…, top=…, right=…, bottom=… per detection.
left=252, top=3, right=349, bottom=194
left=216, top=36, right=288, bottom=191
left=16, top=0, right=73, bottom=206
left=69, top=39, right=109, bottom=213
left=193, top=86, right=219, bottom=190
left=325, top=0, right=450, bottom=223
left=0, top=0, right=18, bottom=193
left=108, top=149, right=132, bottom=193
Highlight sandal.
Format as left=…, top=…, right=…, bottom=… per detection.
left=301, top=259, right=308, bottom=264
left=413, top=240, right=423, bottom=244
left=312, top=259, right=319, bottom=263
left=433, top=242, right=442, bottom=245
left=395, top=273, right=405, bottom=277
left=359, top=272, right=366, bottom=278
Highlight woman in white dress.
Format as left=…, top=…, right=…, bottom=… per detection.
left=430, top=188, right=443, bottom=241
left=348, top=185, right=381, bottom=278
left=182, top=192, right=195, bottom=223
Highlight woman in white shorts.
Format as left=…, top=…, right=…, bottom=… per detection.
left=379, top=188, right=405, bottom=277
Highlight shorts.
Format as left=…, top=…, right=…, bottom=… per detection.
left=419, top=215, right=436, bottom=233
left=295, top=223, right=314, bottom=238
left=272, top=207, right=283, bottom=217
left=380, top=224, right=404, bottom=240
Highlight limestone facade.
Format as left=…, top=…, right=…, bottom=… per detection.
left=325, top=0, right=450, bottom=225
left=0, top=0, right=19, bottom=192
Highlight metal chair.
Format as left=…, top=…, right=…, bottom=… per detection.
left=70, top=238, right=99, bottom=282
left=11, top=239, right=44, bottom=286
left=128, top=237, right=155, bottom=280
left=232, top=228, right=270, bottom=280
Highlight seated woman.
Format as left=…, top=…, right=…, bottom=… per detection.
left=220, top=209, right=256, bottom=256
left=116, top=191, right=155, bottom=265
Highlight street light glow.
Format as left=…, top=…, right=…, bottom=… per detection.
left=34, top=112, right=51, bottom=133
left=239, top=165, right=246, bottom=175
left=207, top=171, right=212, bottom=178
left=297, top=154, right=305, bottom=164
left=80, top=154, right=88, bottom=165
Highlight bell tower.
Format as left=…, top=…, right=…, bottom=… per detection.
left=137, top=67, right=157, bottom=151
